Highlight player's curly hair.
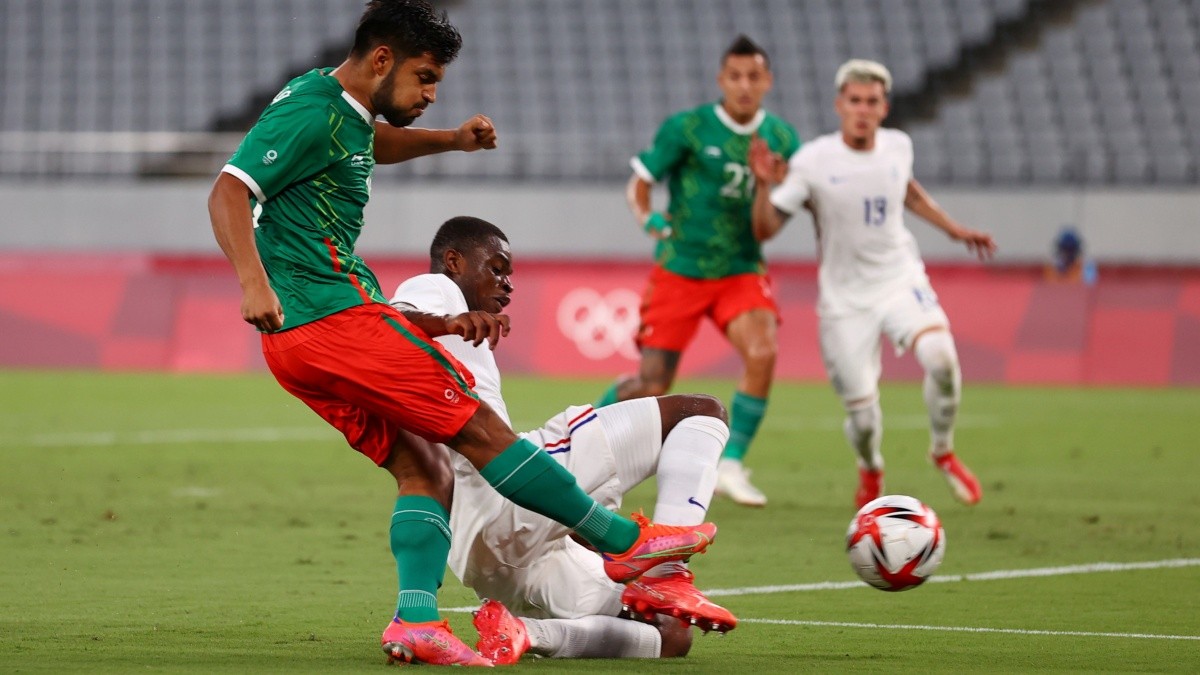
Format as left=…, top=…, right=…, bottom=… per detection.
left=351, top=0, right=462, bottom=65
left=723, top=34, right=770, bottom=69
left=430, top=216, right=509, bottom=273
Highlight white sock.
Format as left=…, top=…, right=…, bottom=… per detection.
left=914, top=331, right=961, bottom=456
left=843, top=397, right=883, bottom=472
left=524, top=615, right=661, bottom=659
left=652, top=415, right=727, bottom=526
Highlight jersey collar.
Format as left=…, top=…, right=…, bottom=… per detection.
left=714, top=104, right=765, bottom=135
left=340, top=91, right=374, bottom=126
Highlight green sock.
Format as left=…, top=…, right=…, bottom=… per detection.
left=480, top=438, right=639, bottom=553
left=389, top=496, right=450, bottom=623
left=723, top=391, right=768, bottom=461
left=594, top=382, right=620, bottom=408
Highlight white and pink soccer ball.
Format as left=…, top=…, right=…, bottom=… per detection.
left=846, top=495, right=946, bottom=592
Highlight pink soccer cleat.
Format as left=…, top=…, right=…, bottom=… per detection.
left=621, top=570, right=738, bottom=633
left=932, top=451, right=982, bottom=505
left=380, top=617, right=493, bottom=667
left=602, top=512, right=718, bottom=584
left=472, top=599, right=530, bottom=666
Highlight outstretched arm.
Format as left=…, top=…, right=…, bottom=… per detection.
left=904, top=178, right=996, bottom=260
left=208, top=172, right=284, bottom=332
left=393, top=302, right=511, bottom=351
left=373, top=114, right=498, bottom=164
left=748, top=136, right=791, bottom=242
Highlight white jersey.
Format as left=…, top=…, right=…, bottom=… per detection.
left=391, top=274, right=632, bottom=616
left=769, top=128, right=927, bottom=316
left=390, top=273, right=509, bottom=424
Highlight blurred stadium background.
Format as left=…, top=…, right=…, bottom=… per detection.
left=1, top=0, right=1198, bottom=384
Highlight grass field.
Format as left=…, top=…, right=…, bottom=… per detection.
left=2, top=371, right=1198, bottom=673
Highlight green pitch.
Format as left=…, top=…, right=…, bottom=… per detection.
left=1, top=371, right=1197, bottom=673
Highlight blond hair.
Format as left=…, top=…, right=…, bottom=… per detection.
left=835, top=59, right=893, bottom=94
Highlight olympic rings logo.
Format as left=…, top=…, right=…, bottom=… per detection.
left=556, top=287, right=641, bottom=360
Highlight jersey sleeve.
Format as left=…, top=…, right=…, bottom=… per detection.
left=222, top=101, right=332, bottom=203
left=769, top=145, right=814, bottom=215
left=391, top=275, right=452, bottom=315
left=631, top=114, right=688, bottom=183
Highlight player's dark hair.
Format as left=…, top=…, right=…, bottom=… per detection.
left=430, top=216, right=509, bottom=273
left=351, top=0, right=462, bottom=65
left=722, top=34, right=770, bottom=69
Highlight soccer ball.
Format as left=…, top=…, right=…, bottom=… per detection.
left=846, top=495, right=945, bottom=592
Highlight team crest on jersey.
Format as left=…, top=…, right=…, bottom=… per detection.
left=704, top=146, right=722, bottom=158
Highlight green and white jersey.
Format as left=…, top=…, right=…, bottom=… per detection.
left=632, top=103, right=800, bottom=279
left=222, top=68, right=385, bottom=331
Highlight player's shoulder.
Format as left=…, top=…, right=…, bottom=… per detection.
left=793, top=132, right=842, bottom=162
left=662, top=104, right=710, bottom=129
left=262, top=69, right=342, bottom=119
left=877, top=127, right=913, bottom=150
left=761, top=111, right=802, bottom=148
left=392, top=272, right=456, bottom=305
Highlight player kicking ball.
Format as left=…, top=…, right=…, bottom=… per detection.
left=388, top=216, right=738, bottom=664
left=749, top=59, right=996, bottom=508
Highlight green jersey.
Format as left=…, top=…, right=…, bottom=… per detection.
left=223, top=68, right=385, bottom=331
left=633, top=103, right=800, bottom=279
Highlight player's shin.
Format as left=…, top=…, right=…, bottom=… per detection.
left=389, top=496, right=451, bottom=622
left=844, top=398, right=883, bottom=471
left=523, top=616, right=662, bottom=659
left=652, top=416, right=726, bottom=526
left=914, top=331, right=961, bottom=455
left=722, top=391, right=767, bottom=461
left=479, top=438, right=640, bottom=553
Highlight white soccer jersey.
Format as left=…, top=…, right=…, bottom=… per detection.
left=769, top=128, right=928, bottom=315
left=390, top=273, right=508, bottom=423
left=391, top=274, right=635, bottom=617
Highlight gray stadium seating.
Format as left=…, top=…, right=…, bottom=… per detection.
left=1, top=0, right=1196, bottom=184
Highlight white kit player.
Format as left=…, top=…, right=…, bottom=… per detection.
left=390, top=216, right=737, bottom=664
left=748, top=59, right=997, bottom=509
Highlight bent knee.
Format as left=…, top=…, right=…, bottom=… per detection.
left=656, top=618, right=693, bottom=658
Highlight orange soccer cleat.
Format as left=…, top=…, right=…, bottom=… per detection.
left=621, top=569, right=738, bottom=633
left=932, top=451, right=982, bottom=505
left=855, top=467, right=884, bottom=509
left=602, top=512, right=717, bottom=584
left=472, top=599, right=530, bottom=666
left=380, top=617, right=493, bottom=667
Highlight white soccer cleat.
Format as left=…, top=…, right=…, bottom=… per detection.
left=715, top=458, right=767, bottom=507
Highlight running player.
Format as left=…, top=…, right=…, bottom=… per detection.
left=391, top=216, right=738, bottom=664
left=749, top=59, right=996, bottom=509
left=595, top=35, right=801, bottom=508
left=207, top=1, right=717, bottom=666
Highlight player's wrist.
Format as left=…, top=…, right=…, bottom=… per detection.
left=643, top=212, right=671, bottom=236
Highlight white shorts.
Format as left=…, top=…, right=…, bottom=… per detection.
left=820, top=280, right=949, bottom=402
left=460, top=397, right=663, bottom=619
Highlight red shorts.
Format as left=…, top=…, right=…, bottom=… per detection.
left=637, top=266, right=779, bottom=352
left=261, top=303, right=480, bottom=466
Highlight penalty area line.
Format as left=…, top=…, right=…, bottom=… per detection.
left=740, top=618, right=1200, bottom=641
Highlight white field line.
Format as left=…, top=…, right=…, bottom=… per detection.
left=739, top=618, right=1200, bottom=641
left=703, top=558, right=1200, bottom=597
left=442, top=557, right=1200, bottom=642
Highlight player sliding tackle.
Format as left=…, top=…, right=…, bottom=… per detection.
left=748, top=59, right=996, bottom=509
left=390, top=216, right=738, bottom=664
left=207, top=0, right=717, bottom=666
